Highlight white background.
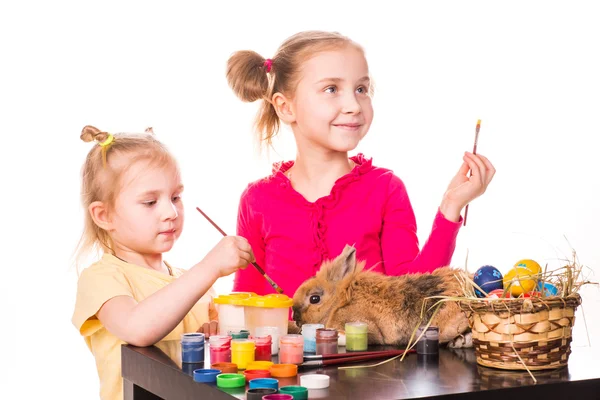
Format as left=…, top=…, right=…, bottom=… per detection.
left=1, top=1, right=598, bottom=398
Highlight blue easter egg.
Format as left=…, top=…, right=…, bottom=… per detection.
left=473, top=265, right=504, bottom=298
left=537, top=282, right=558, bottom=297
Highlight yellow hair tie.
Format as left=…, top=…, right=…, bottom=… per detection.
left=99, top=134, right=114, bottom=168
left=99, top=134, right=114, bottom=147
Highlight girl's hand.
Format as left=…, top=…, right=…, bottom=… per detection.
left=202, top=236, right=255, bottom=278
left=440, top=152, right=496, bottom=221
left=197, top=320, right=219, bottom=338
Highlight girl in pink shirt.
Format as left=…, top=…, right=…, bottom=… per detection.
left=226, top=31, right=495, bottom=297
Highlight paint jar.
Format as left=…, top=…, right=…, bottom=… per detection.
left=255, top=326, right=280, bottom=355
left=279, top=334, right=304, bottom=365
left=315, top=328, right=339, bottom=355
left=253, top=335, right=272, bottom=361
left=228, top=329, right=250, bottom=339
left=231, top=339, right=255, bottom=370
left=345, top=322, right=368, bottom=351
left=416, top=326, right=439, bottom=355
left=214, top=292, right=257, bottom=335
left=181, top=333, right=205, bottom=363
left=301, top=323, right=324, bottom=353
left=243, top=294, right=293, bottom=337
left=209, top=335, right=232, bottom=363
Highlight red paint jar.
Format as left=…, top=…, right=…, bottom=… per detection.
left=209, top=335, right=232, bottom=363
left=315, top=328, right=338, bottom=355
left=279, top=334, right=304, bottom=365
left=254, top=335, right=273, bottom=361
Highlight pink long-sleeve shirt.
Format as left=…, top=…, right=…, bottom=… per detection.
left=233, top=154, right=462, bottom=297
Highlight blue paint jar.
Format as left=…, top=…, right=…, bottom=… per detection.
left=181, top=333, right=205, bottom=363
left=301, top=323, right=324, bottom=353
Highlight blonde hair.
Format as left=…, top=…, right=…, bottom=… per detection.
left=75, top=125, right=176, bottom=272
left=226, top=30, right=365, bottom=148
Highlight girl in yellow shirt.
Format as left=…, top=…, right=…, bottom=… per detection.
left=71, top=126, right=255, bottom=400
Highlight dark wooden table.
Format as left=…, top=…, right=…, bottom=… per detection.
left=122, top=342, right=600, bottom=400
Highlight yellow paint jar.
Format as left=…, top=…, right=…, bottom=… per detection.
left=345, top=322, right=368, bottom=351
left=231, top=339, right=255, bottom=370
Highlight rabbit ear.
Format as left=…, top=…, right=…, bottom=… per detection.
left=328, top=245, right=357, bottom=282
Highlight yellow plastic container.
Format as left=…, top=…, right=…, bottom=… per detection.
left=242, top=294, right=293, bottom=337
left=213, top=292, right=257, bottom=336
left=231, top=339, right=255, bottom=370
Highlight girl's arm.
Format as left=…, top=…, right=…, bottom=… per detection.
left=97, top=236, right=253, bottom=347
left=233, top=186, right=267, bottom=294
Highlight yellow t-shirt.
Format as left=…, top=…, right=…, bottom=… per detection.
left=72, top=254, right=217, bottom=400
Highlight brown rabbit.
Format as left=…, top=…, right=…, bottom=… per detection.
left=292, top=245, right=472, bottom=347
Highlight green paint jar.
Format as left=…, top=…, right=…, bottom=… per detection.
left=345, top=322, right=368, bottom=351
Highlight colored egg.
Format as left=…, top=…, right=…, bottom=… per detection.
left=473, top=265, right=504, bottom=298
left=487, top=289, right=511, bottom=299
left=514, top=259, right=542, bottom=276
left=503, top=267, right=537, bottom=297
left=537, top=282, right=559, bottom=297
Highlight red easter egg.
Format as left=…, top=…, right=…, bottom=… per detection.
left=487, top=289, right=511, bottom=299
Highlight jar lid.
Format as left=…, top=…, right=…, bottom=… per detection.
left=246, top=388, right=278, bottom=400
left=248, top=377, right=279, bottom=390
left=192, top=369, right=220, bottom=383
left=263, top=395, right=293, bottom=400
left=216, top=373, right=246, bottom=388
left=269, top=363, right=298, bottom=378
left=228, top=329, right=250, bottom=339
left=180, top=332, right=204, bottom=343
left=316, top=328, right=339, bottom=338
left=243, top=294, right=293, bottom=308
left=300, top=374, right=330, bottom=389
left=231, top=339, right=256, bottom=350
left=279, top=385, right=309, bottom=399
left=345, top=322, right=368, bottom=334
left=211, top=362, right=238, bottom=373
left=213, top=292, right=257, bottom=305
left=243, top=369, right=271, bottom=382
left=246, top=361, right=274, bottom=371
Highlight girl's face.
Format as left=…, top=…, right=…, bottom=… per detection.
left=108, top=159, right=184, bottom=256
left=290, top=45, right=373, bottom=153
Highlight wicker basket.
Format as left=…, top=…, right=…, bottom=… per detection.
left=459, top=294, right=581, bottom=370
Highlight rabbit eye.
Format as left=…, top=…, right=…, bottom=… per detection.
left=309, top=295, right=321, bottom=304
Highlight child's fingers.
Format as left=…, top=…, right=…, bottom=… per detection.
left=456, top=160, right=470, bottom=176
left=477, top=154, right=496, bottom=184
left=198, top=322, right=210, bottom=335
left=209, top=320, right=218, bottom=337
left=239, top=249, right=255, bottom=265
left=464, top=153, right=486, bottom=185
left=235, top=236, right=254, bottom=253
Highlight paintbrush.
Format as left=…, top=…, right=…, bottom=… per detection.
left=463, top=119, right=481, bottom=226
left=195, top=206, right=284, bottom=294
left=303, top=350, right=407, bottom=360
left=300, top=350, right=414, bottom=368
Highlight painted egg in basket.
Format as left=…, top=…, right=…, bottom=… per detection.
left=473, top=265, right=504, bottom=298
